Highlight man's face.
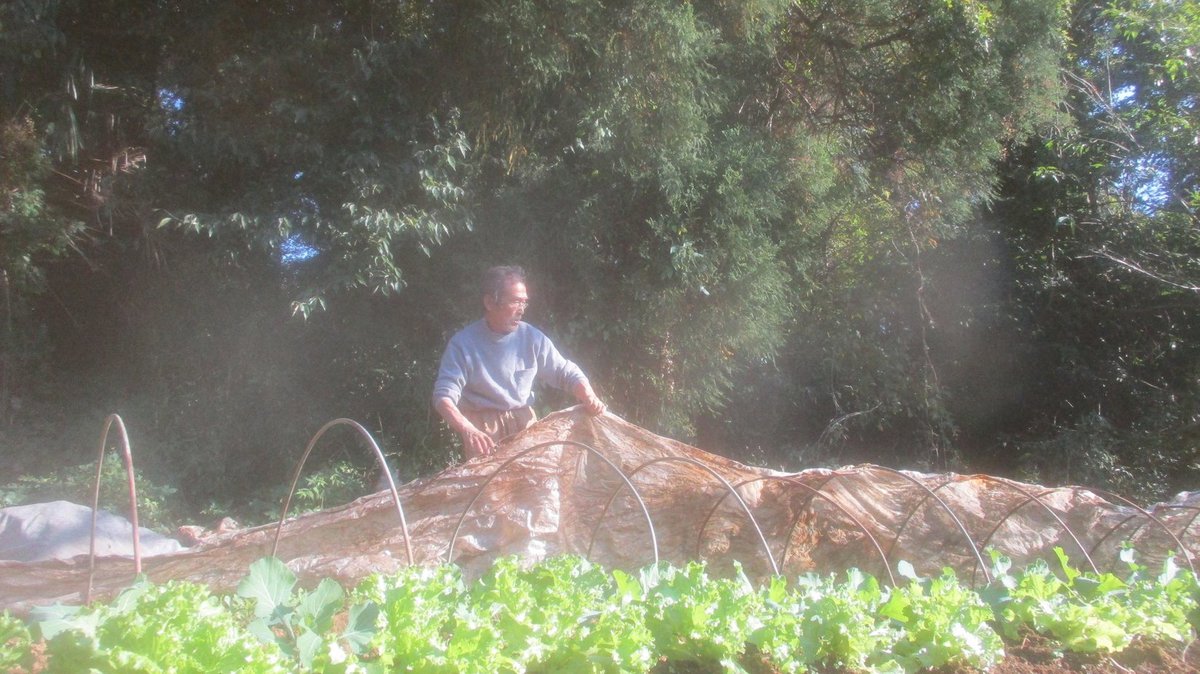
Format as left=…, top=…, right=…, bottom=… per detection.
left=484, top=280, right=528, bottom=334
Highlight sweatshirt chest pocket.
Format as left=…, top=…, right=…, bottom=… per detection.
left=514, top=367, right=536, bottom=401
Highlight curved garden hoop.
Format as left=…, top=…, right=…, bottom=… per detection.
left=698, top=475, right=896, bottom=586
left=842, top=466, right=992, bottom=585
left=881, top=471, right=958, bottom=559
left=1088, top=511, right=1144, bottom=562
left=968, top=485, right=1097, bottom=586
left=1157, top=504, right=1200, bottom=544
left=938, top=477, right=1098, bottom=582
left=87, top=414, right=142, bottom=604
left=1151, top=505, right=1200, bottom=561
left=1076, top=488, right=1195, bottom=576
left=587, top=456, right=779, bottom=576
left=446, top=440, right=658, bottom=566
left=272, top=418, right=412, bottom=565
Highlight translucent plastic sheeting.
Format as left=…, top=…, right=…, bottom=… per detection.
left=1, top=408, right=1195, bottom=612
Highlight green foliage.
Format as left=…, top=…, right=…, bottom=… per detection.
left=981, top=548, right=1197, bottom=653
left=965, top=0, right=1200, bottom=493
left=294, top=461, right=373, bottom=514
left=749, top=562, right=1005, bottom=672
left=0, top=114, right=88, bottom=428
left=352, top=554, right=656, bottom=673
left=880, top=563, right=1004, bottom=671
left=145, top=1, right=475, bottom=309
left=0, top=116, right=85, bottom=295
left=236, top=557, right=369, bottom=671
left=34, top=579, right=291, bottom=673
left=351, top=562, right=468, bottom=672
left=7, top=553, right=1199, bottom=673
left=695, top=0, right=1070, bottom=465
left=472, top=554, right=648, bottom=666
left=639, top=561, right=760, bottom=671
left=0, top=452, right=180, bottom=532
left=0, top=611, right=31, bottom=670
left=2, top=0, right=1196, bottom=508
left=752, top=568, right=899, bottom=672
left=1007, top=412, right=1195, bottom=502
left=24, top=0, right=1070, bottom=449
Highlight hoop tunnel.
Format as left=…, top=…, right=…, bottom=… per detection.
left=87, top=414, right=142, bottom=604
left=587, top=456, right=779, bottom=576
left=446, top=440, right=659, bottom=566
left=272, top=418, right=413, bottom=565
left=65, top=414, right=1200, bottom=602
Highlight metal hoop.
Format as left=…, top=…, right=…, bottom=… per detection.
left=1156, top=504, right=1200, bottom=544
left=842, top=466, right=992, bottom=585
left=446, top=440, right=658, bottom=566
left=1078, top=488, right=1195, bottom=576
left=587, top=456, right=778, bottom=576
left=701, top=475, right=896, bottom=585
left=87, top=414, right=142, bottom=604
left=883, top=471, right=958, bottom=560
left=970, top=486, right=1097, bottom=585
left=272, top=419, right=413, bottom=565
left=1088, top=512, right=1143, bottom=564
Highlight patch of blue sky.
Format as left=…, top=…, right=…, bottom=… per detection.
left=1117, top=153, right=1173, bottom=214
left=281, top=233, right=320, bottom=264
left=158, top=88, right=184, bottom=133
left=158, top=88, right=184, bottom=111
left=1110, top=84, right=1136, bottom=108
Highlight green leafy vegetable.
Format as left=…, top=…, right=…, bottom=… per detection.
left=4, top=552, right=1196, bottom=673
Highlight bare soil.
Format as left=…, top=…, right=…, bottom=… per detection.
left=649, top=636, right=1200, bottom=673
left=10, top=635, right=1199, bottom=673
left=983, top=634, right=1198, bottom=673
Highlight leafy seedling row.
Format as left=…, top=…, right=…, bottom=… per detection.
left=2, top=548, right=1196, bottom=673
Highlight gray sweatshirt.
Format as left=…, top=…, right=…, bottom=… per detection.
left=432, top=320, right=588, bottom=412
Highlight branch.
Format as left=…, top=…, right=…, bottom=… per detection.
left=1061, top=70, right=1142, bottom=151
left=818, top=403, right=882, bottom=445
left=1081, top=248, right=1200, bottom=293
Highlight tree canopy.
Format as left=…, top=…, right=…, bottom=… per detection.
left=1, top=0, right=1196, bottom=516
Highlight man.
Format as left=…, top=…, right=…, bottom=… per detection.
left=432, top=265, right=606, bottom=459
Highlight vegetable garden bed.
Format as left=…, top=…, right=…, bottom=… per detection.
left=3, top=547, right=1196, bottom=673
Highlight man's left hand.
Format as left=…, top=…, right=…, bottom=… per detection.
left=573, top=382, right=607, bottom=416
left=583, top=393, right=606, bottom=415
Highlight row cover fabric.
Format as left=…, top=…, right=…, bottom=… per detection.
left=0, top=409, right=1194, bottom=612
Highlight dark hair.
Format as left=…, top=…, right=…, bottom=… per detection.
left=481, top=265, right=526, bottom=301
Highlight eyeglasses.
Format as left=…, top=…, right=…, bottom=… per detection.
left=502, top=298, right=529, bottom=309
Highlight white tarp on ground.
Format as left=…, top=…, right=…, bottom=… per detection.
left=0, top=409, right=1195, bottom=613
left=0, top=501, right=183, bottom=562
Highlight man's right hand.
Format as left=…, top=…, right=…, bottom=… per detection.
left=460, top=422, right=495, bottom=458
left=435, top=397, right=496, bottom=460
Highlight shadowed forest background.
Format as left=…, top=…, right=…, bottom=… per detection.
left=1, top=0, right=1197, bottom=527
